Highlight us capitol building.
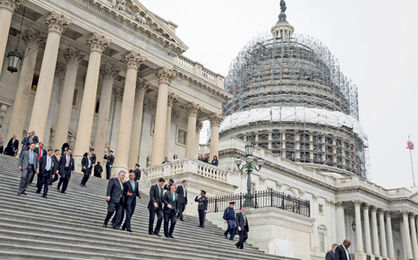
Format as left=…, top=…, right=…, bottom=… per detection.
left=0, top=0, right=417, bottom=260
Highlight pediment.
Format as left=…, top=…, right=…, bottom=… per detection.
left=92, top=0, right=188, bottom=54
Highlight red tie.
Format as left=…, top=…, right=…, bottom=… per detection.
left=38, top=150, right=41, bottom=160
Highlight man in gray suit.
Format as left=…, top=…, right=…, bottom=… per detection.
left=326, top=243, right=338, bottom=260
left=18, top=143, right=39, bottom=195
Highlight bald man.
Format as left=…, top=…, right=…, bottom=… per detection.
left=335, top=239, right=351, bottom=260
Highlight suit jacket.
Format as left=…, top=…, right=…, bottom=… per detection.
left=90, top=153, right=96, bottom=165
left=195, top=196, right=208, bottom=211
left=104, top=154, right=114, bottom=167
left=5, top=138, right=19, bottom=155
left=134, top=169, right=141, bottom=182
left=39, top=155, right=57, bottom=177
left=51, top=155, right=60, bottom=175
left=22, top=135, right=39, bottom=147
left=163, top=191, right=178, bottom=214
left=34, top=147, right=47, bottom=161
left=106, top=177, right=124, bottom=204
left=148, top=184, right=163, bottom=209
left=58, top=154, right=75, bottom=176
left=94, top=165, right=103, bottom=176
left=18, top=150, right=39, bottom=170
left=335, top=245, right=350, bottom=260
left=236, top=212, right=249, bottom=232
left=123, top=180, right=140, bottom=206
left=326, top=250, right=336, bottom=260
left=176, top=185, right=187, bottom=204
left=81, top=156, right=92, bottom=173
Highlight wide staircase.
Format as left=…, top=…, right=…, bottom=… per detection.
left=0, top=154, right=293, bottom=260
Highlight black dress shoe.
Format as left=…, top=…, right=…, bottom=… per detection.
left=35, top=191, right=40, bottom=194
left=148, top=232, right=153, bottom=235
left=42, top=195, right=47, bottom=199
left=164, top=234, right=169, bottom=238
left=17, top=192, right=21, bottom=196
left=224, top=234, right=228, bottom=239
left=126, top=229, right=132, bottom=232
left=61, top=191, right=65, bottom=194
left=103, top=224, right=107, bottom=228
left=235, top=243, right=239, bottom=248
left=56, top=187, right=60, bottom=192
left=154, top=231, right=161, bottom=237
left=169, top=235, right=174, bottom=239
left=21, top=191, right=27, bottom=195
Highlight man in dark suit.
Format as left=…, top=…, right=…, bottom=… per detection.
left=32, top=142, right=47, bottom=185
left=235, top=206, right=249, bottom=250
left=21, top=131, right=39, bottom=151
left=335, top=240, right=351, bottom=260
left=326, top=244, right=338, bottom=260
left=104, top=150, right=114, bottom=180
left=195, top=190, right=208, bottom=228
left=176, top=180, right=188, bottom=221
left=18, top=143, right=39, bottom=195
left=80, top=152, right=93, bottom=187
left=103, top=170, right=126, bottom=229
left=163, top=179, right=174, bottom=191
left=148, top=178, right=165, bottom=236
left=57, top=148, right=75, bottom=193
left=133, top=164, right=141, bottom=182
left=36, top=149, right=57, bottom=198
left=163, top=185, right=178, bottom=238
left=50, top=149, right=60, bottom=185
left=90, top=148, right=96, bottom=165
left=94, top=161, right=103, bottom=178
left=4, top=135, right=19, bottom=156
left=121, top=171, right=142, bottom=232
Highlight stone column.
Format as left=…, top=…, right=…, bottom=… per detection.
left=28, top=13, right=70, bottom=141
left=209, top=114, right=223, bottom=161
left=94, top=63, right=118, bottom=166
left=164, top=95, right=177, bottom=158
left=74, top=34, right=109, bottom=160
left=195, top=121, right=203, bottom=157
left=151, top=68, right=176, bottom=166
left=354, top=201, right=364, bottom=253
left=113, top=51, right=144, bottom=175
left=336, top=202, right=346, bottom=243
left=385, top=212, right=395, bottom=259
left=378, top=210, right=388, bottom=258
left=363, top=204, right=372, bottom=255
left=127, top=79, right=148, bottom=168
left=0, top=0, right=22, bottom=75
left=370, top=207, right=380, bottom=256
left=410, top=214, right=418, bottom=259
left=52, top=47, right=83, bottom=148
left=402, top=211, right=413, bottom=259
left=7, top=30, right=43, bottom=140
left=185, top=103, right=200, bottom=159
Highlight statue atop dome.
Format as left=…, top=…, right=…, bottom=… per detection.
left=280, top=0, right=287, bottom=13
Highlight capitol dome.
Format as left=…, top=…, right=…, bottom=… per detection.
left=220, top=1, right=367, bottom=178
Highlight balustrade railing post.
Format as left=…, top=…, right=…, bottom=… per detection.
left=215, top=198, right=218, bottom=213
left=254, top=192, right=257, bottom=208
left=271, top=190, right=273, bottom=207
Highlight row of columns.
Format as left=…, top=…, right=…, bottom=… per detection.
left=349, top=201, right=418, bottom=259
left=1, top=5, right=224, bottom=174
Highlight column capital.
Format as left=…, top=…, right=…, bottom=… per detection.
left=64, top=47, right=83, bottom=65
left=167, top=94, right=178, bottom=107
left=100, top=63, right=119, bottom=79
left=87, top=33, right=110, bottom=54
left=353, top=200, right=362, bottom=206
left=156, top=67, right=176, bottom=85
left=123, top=51, right=145, bottom=70
left=45, top=12, right=70, bottom=34
left=0, top=0, right=22, bottom=12
left=385, top=211, right=392, bottom=218
left=335, top=201, right=344, bottom=207
left=370, top=206, right=377, bottom=213
left=136, top=78, right=150, bottom=93
left=143, top=98, right=154, bottom=112
left=401, top=210, right=410, bottom=217
left=184, top=102, right=200, bottom=116
left=22, top=29, right=44, bottom=49
left=196, top=121, right=203, bottom=132
left=209, top=113, right=224, bottom=127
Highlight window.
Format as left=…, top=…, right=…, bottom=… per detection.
left=95, top=100, right=100, bottom=114
left=319, top=232, right=325, bottom=252
left=72, top=89, right=78, bottom=106
left=177, top=129, right=186, bottom=145
left=31, top=74, right=39, bottom=91
left=318, top=204, right=324, bottom=214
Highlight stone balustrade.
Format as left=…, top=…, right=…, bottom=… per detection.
left=175, top=56, right=224, bottom=88
left=143, top=159, right=228, bottom=183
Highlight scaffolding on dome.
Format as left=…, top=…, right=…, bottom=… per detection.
left=222, top=32, right=368, bottom=179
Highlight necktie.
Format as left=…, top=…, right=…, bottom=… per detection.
left=172, top=192, right=175, bottom=201
left=243, top=213, right=247, bottom=226
left=130, top=180, right=135, bottom=191
left=119, top=179, right=123, bottom=190
left=38, top=150, right=42, bottom=160
left=29, top=151, right=33, bottom=164
left=158, top=186, right=161, bottom=197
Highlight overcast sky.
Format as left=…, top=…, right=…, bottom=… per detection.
left=140, top=0, right=418, bottom=190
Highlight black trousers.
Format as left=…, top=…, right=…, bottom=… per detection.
left=36, top=172, right=51, bottom=196
left=104, top=200, right=123, bottom=229
left=106, top=166, right=111, bottom=179
left=198, top=209, right=206, bottom=227
left=18, top=165, right=34, bottom=193
left=177, top=202, right=186, bottom=220
left=148, top=206, right=163, bottom=234
left=236, top=230, right=248, bottom=249
left=122, top=201, right=136, bottom=231
left=80, top=170, right=91, bottom=186
left=57, top=168, right=71, bottom=193
left=164, top=210, right=177, bottom=236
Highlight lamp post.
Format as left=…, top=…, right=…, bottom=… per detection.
left=235, top=141, right=264, bottom=208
